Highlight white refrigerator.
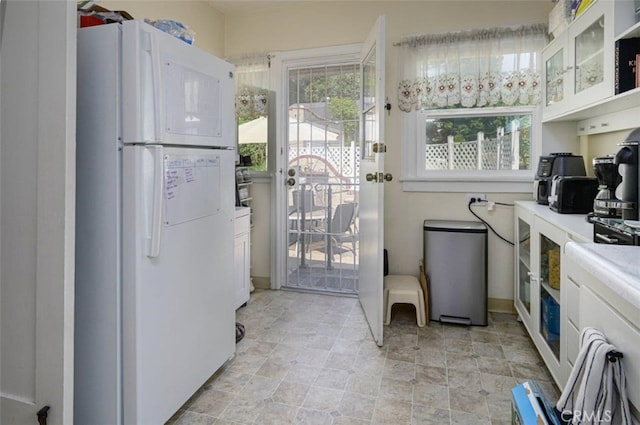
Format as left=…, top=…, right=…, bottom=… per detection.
left=75, top=21, right=236, bottom=425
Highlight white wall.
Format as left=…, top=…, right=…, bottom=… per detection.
left=587, top=130, right=630, bottom=165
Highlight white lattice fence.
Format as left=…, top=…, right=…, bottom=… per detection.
left=453, top=141, right=478, bottom=170
left=289, top=145, right=361, bottom=181
left=481, top=139, right=515, bottom=170
left=425, top=144, right=449, bottom=169
left=425, top=138, right=515, bottom=170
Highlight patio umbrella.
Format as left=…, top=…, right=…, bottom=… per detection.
left=238, top=116, right=340, bottom=145
left=238, top=116, right=268, bottom=144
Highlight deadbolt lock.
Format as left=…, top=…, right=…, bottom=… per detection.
left=372, top=143, right=387, bottom=153
left=366, top=172, right=392, bottom=183
left=287, top=168, right=296, bottom=177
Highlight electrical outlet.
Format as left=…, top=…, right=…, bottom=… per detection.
left=466, top=193, right=486, bottom=203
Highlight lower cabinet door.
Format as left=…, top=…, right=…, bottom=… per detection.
left=580, top=285, right=640, bottom=415
left=234, top=231, right=250, bottom=309
left=565, top=320, right=580, bottom=367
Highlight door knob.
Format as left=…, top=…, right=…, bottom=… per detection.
left=365, top=173, right=378, bottom=182
left=383, top=173, right=393, bottom=181
left=287, top=178, right=296, bottom=186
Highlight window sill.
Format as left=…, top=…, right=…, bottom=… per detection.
left=250, top=172, right=272, bottom=184
left=400, top=175, right=534, bottom=193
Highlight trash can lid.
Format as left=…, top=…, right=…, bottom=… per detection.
left=423, top=220, right=487, bottom=233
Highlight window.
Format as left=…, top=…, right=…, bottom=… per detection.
left=397, top=24, right=548, bottom=192
left=231, top=54, right=271, bottom=173
left=419, top=108, right=533, bottom=173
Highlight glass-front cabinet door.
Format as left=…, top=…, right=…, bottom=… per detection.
left=514, top=206, right=534, bottom=333
left=533, top=216, right=567, bottom=378
left=538, top=233, right=561, bottom=360
left=542, top=34, right=568, bottom=119
left=517, top=218, right=531, bottom=314
left=545, top=39, right=566, bottom=107
left=573, top=13, right=605, bottom=95
left=567, top=0, right=613, bottom=107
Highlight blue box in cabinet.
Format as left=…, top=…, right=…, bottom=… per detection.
left=541, top=295, right=560, bottom=341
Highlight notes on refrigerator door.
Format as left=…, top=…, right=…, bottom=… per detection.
left=163, top=153, right=221, bottom=226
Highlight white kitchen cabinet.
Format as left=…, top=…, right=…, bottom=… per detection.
left=542, top=0, right=635, bottom=122
left=514, top=201, right=592, bottom=387
left=575, top=104, right=640, bottom=135
left=565, top=246, right=640, bottom=420
left=514, top=206, right=565, bottom=383
left=234, top=207, right=251, bottom=309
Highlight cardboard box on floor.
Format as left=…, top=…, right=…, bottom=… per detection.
left=511, top=381, right=561, bottom=425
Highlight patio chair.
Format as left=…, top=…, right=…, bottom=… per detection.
left=307, top=202, right=358, bottom=257
left=290, top=188, right=325, bottom=215
left=288, top=187, right=328, bottom=250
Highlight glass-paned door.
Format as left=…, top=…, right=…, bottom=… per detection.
left=284, top=63, right=361, bottom=294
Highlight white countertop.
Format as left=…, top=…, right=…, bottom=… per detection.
left=516, top=200, right=640, bottom=310
left=515, top=201, right=593, bottom=242
left=565, top=241, right=640, bottom=310
left=235, top=206, right=251, bottom=218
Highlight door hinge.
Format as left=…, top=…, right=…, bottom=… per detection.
left=372, top=143, right=386, bottom=153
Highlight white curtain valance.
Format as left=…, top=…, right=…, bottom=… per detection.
left=228, top=53, right=271, bottom=118
left=397, top=24, right=549, bottom=112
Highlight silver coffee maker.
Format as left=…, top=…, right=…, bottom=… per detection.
left=614, top=129, right=640, bottom=221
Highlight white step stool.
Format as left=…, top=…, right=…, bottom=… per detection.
left=383, top=274, right=427, bottom=327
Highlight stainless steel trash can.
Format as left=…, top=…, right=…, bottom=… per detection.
left=424, top=220, right=487, bottom=326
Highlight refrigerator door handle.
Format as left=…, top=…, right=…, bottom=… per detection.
left=132, top=28, right=165, bottom=143
left=146, top=145, right=164, bottom=257
left=143, top=30, right=165, bottom=142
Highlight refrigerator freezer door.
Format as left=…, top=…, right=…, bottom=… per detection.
left=122, top=145, right=235, bottom=425
left=121, top=20, right=235, bottom=148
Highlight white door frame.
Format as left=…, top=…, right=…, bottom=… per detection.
left=270, top=44, right=361, bottom=290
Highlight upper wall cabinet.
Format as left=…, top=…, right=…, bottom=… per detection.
left=542, top=0, right=636, bottom=123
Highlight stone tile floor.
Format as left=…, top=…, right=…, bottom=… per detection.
left=167, top=289, right=559, bottom=425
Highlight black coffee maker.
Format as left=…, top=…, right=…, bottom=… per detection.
left=592, top=155, right=623, bottom=218
left=614, top=128, right=640, bottom=221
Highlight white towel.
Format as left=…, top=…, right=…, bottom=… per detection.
left=556, top=327, right=632, bottom=425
